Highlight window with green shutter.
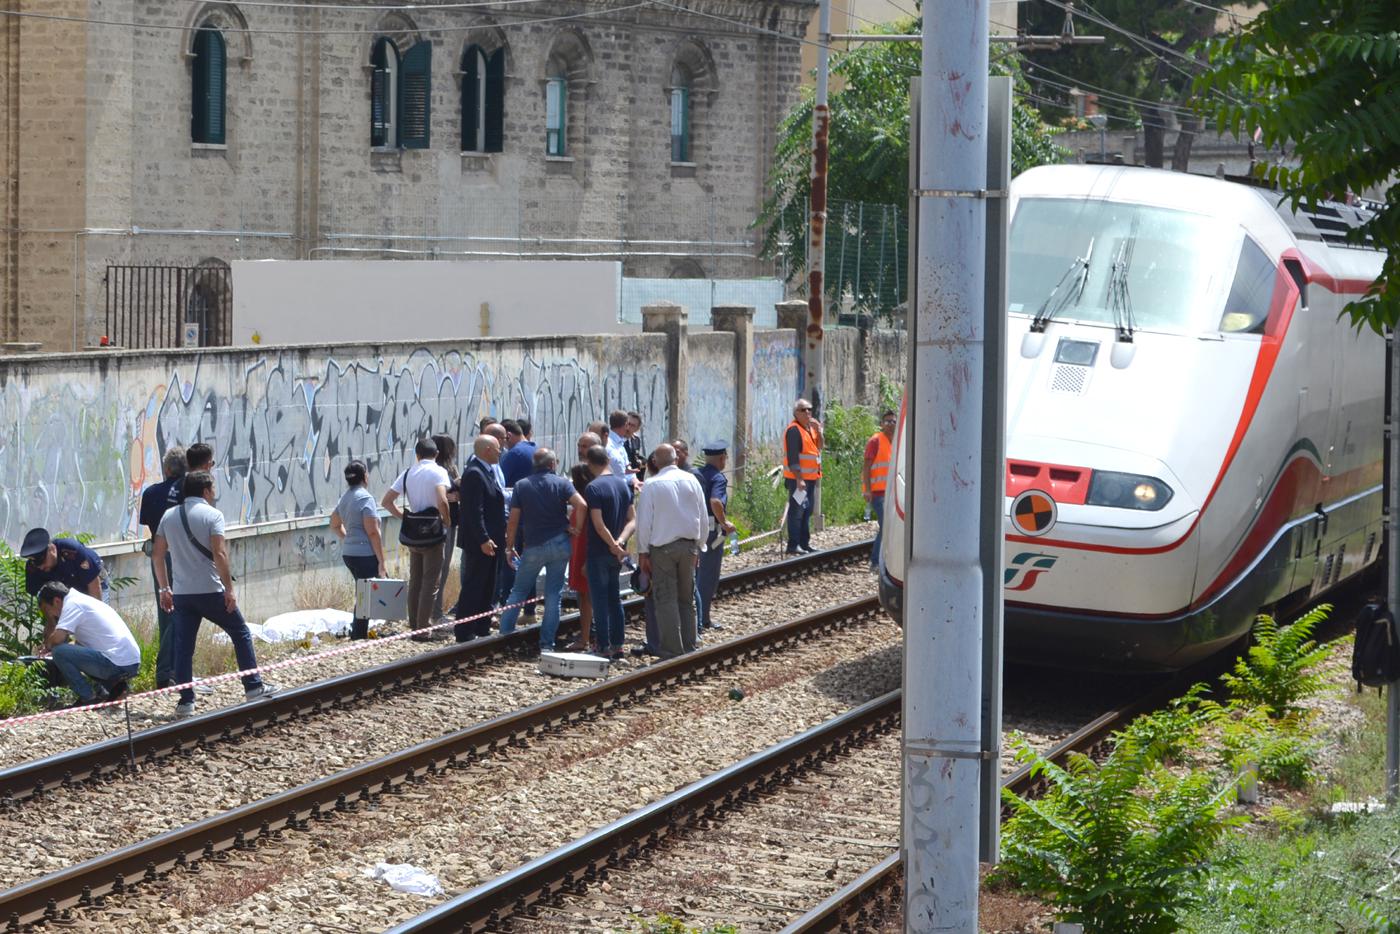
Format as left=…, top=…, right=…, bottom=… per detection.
left=398, top=40, right=432, bottom=150
left=545, top=77, right=566, bottom=156
left=484, top=48, right=505, bottom=153
left=462, top=46, right=485, bottom=152
left=191, top=26, right=227, bottom=145
left=670, top=87, right=690, bottom=162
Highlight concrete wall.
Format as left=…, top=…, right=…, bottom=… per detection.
left=751, top=328, right=801, bottom=459
left=232, top=260, right=624, bottom=344
left=685, top=331, right=738, bottom=454
left=0, top=315, right=900, bottom=619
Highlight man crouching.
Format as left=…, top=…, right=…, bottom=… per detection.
left=37, top=581, right=141, bottom=708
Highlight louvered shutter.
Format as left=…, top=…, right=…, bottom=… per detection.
left=192, top=28, right=227, bottom=145
left=484, top=48, right=505, bottom=153
left=399, top=41, right=432, bottom=150
left=462, top=47, right=480, bottom=151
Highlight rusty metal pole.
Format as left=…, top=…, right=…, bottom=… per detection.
left=807, top=0, right=831, bottom=525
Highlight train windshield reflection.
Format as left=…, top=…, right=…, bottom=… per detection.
left=1008, top=198, right=1239, bottom=335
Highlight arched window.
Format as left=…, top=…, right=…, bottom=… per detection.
left=371, top=37, right=433, bottom=150
left=545, top=59, right=567, bottom=156
left=462, top=44, right=505, bottom=153
left=541, top=30, right=592, bottom=158
left=187, top=259, right=232, bottom=346
left=191, top=24, right=227, bottom=144
left=666, top=40, right=717, bottom=168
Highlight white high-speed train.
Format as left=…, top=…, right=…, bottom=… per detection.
left=879, top=164, right=1386, bottom=669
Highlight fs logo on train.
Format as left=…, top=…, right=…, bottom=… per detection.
left=1005, top=552, right=1057, bottom=591
left=1011, top=489, right=1057, bottom=537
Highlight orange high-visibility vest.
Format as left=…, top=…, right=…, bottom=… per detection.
left=868, top=431, right=892, bottom=494
left=782, top=420, right=823, bottom=481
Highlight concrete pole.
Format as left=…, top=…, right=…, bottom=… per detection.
left=903, top=0, right=989, bottom=930
left=1387, top=330, right=1399, bottom=801
left=807, top=0, right=831, bottom=523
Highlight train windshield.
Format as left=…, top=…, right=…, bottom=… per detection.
left=1008, top=198, right=1238, bottom=335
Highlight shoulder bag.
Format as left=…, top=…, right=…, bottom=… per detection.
left=397, top=468, right=447, bottom=547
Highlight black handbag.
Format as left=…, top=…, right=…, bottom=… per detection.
left=396, top=469, right=447, bottom=547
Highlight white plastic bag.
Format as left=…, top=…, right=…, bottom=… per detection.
left=362, top=862, right=445, bottom=897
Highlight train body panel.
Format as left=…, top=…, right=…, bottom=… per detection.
left=881, top=164, right=1385, bottom=669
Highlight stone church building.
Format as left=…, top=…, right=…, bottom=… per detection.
left=0, top=0, right=812, bottom=350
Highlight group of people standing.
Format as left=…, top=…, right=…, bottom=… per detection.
left=18, top=441, right=278, bottom=718
left=332, top=408, right=739, bottom=663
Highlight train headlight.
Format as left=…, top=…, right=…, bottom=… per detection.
left=1087, top=471, right=1173, bottom=511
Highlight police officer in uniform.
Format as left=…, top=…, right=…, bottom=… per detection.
left=695, top=440, right=735, bottom=634
left=21, top=528, right=108, bottom=601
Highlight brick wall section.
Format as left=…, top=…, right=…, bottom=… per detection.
left=4, top=0, right=813, bottom=350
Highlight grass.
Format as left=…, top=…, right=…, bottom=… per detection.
left=1179, top=673, right=1400, bottom=933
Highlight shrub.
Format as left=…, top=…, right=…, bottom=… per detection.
left=998, top=729, right=1244, bottom=934
left=636, top=916, right=738, bottom=934
left=1118, top=683, right=1218, bottom=763
left=1222, top=605, right=1333, bottom=717
left=0, top=660, right=58, bottom=717
left=1209, top=702, right=1319, bottom=789
left=0, top=539, right=40, bottom=660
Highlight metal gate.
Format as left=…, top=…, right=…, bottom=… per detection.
left=103, top=263, right=232, bottom=349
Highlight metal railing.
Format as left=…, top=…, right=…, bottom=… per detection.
left=103, top=263, right=232, bottom=349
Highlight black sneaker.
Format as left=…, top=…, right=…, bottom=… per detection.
left=105, top=680, right=129, bottom=703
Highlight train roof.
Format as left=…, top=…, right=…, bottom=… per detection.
left=1013, top=164, right=1385, bottom=281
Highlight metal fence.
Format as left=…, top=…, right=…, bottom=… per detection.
left=825, top=199, right=907, bottom=322
left=104, top=263, right=232, bottom=349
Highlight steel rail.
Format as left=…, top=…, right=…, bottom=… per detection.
left=776, top=654, right=1241, bottom=934
left=0, top=541, right=872, bottom=807
left=0, top=594, right=883, bottom=931
left=386, top=690, right=904, bottom=934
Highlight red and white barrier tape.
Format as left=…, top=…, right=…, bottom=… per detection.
left=0, top=596, right=543, bottom=729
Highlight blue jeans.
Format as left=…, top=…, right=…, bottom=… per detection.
left=150, top=553, right=176, bottom=685
left=172, top=592, right=265, bottom=705
left=696, top=543, right=723, bottom=631
left=586, top=552, right=625, bottom=652
left=497, top=532, right=571, bottom=651
left=870, top=492, right=885, bottom=568
left=785, top=478, right=816, bottom=550
left=50, top=643, right=139, bottom=704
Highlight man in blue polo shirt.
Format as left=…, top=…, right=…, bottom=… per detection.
left=497, top=448, right=586, bottom=653
left=499, top=418, right=538, bottom=488
left=21, top=528, right=107, bottom=601
left=138, top=446, right=187, bottom=687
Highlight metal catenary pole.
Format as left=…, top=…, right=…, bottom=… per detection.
left=1387, top=328, right=1399, bottom=801
left=807, top=0, right=831, bottom=524
left=903, top=0, right=990, bottom=930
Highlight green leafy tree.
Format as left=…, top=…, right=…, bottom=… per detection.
left=1197, top=0, right=1399, bottom=330
left=759, top=23, right=1066, bottom=318
left=1019, top=1, right=1219, bottom=169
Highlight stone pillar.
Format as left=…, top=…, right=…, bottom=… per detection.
left=775, top=299, right=808, bottom=399
left=710, top=304, right=755, bottom=473
left=642, top=301, right=687, bottom=445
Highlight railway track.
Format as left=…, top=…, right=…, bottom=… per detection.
left=384, top=662, right=1218, bottom=934
left=0, top=592, right=887, bottom=930
left=0, top=541, right=871, bottom=808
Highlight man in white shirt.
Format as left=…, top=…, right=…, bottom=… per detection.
left=382, top=437, right=452, bottom=640
left=635, top=443, right=709, bottom=659
left=37, top=581, right=141, bottom=706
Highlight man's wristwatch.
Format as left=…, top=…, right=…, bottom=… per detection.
left=159, top=587, right=172, bottom=595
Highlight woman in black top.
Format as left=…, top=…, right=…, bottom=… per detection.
left=431, top=434, right=460, bottom=625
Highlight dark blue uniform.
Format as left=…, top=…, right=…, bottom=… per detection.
left=24, top=538, right=103, bottom=597
left=139, top=475, right=185, bottom=686
left=695, top=463, right=728, bottom=632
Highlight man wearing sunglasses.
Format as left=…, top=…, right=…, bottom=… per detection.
left=21, top=528, right=108, bottom=602
left=781, top=399, right=824, bottom=555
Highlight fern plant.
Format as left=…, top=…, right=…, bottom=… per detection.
left=1118, top=682, right=1218, bottom=764
left=1221, top=606, right=1333, bottom=717
left=1355, top=900, right=1400, bottom=934
left=0, top=540, right=40, bottom=661
left=1207, top=702, right=1319, bottom=789
left=998, top=730, right=1244, bottom=934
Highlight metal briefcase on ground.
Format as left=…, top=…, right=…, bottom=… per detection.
left=354, top=578, right=408, bottom=621
left=538, top=651, right=610, bottom=678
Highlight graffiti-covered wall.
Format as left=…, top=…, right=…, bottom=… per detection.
left=0, top=337, right=670, bottom=547
left=685, top=333, right=738, bottom=457
left=751, top=329, right=802, bottom=459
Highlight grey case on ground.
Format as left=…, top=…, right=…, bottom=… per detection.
left=354, top=578, right=408, bottom=621
left=538, top=651, right=610, bottom=678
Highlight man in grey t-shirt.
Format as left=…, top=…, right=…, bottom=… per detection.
left=153, top=470, right=278, bottom=718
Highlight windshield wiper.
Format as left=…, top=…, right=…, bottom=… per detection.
left=1108, top=222, right=1138, bottom=343
left=1029, top=236, right=1094, bottom=334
